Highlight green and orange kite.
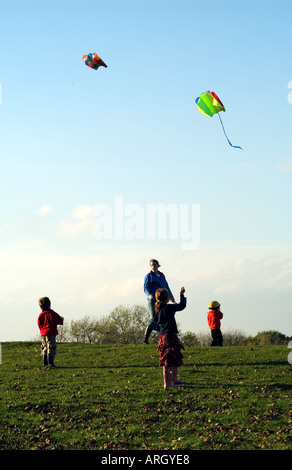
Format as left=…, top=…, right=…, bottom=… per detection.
left=196, top=91, right=242, bottom=149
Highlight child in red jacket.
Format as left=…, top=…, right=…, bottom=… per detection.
left=207, top=300, right=223, bottom=346
left=37, top=297, right=64, bottom=367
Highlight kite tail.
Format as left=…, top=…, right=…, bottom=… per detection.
left=218, top=114, right=242, bottom=150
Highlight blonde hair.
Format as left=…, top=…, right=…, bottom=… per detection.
left=155, top=288, right=169, bottom=312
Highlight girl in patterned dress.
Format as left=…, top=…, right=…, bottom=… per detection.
left=154, top=287, right=187, bottom=389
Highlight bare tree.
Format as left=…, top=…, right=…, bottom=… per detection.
left=66, top=305, right=150, bottom=344
left=70, top=315, right=99, bottom=343
left=106, top=304, right=149, bottom=344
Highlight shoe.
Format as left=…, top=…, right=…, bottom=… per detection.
left=171, top=366, right=186, bottom=385
left=143, top=327, right=151, bottom=344
left=48, top=354, right=58, bottom=368
left=163, top=366, right=176, bottom=389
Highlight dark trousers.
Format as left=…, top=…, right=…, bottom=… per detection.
left=210, top=329, right=223, bottom=346
left=147, top=298, right=160, bottom=332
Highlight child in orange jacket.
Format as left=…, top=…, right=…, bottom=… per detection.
left=207, top=300, right=223, bottom=346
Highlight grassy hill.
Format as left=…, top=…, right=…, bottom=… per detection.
left=0, top=342, right=291, bottom=450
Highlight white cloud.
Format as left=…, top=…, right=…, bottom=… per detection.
left=35, top=205, right=52, bottom=217
left=0, top=221, right=12, bottom=231
left=214, top=282, right=241, bottom=294
left=210, top=250, right=292, bottom=295
left=230, top=162, right=255, bottom=175
left=277, top=145, right=292, bottom=172
left=59, top=205, right=94, bottom=237
left=277, top=161, right=292, bottom=173
left=9, top=281, right=30, bottom=292
left=243, top=209, right=260, bottom=216
left=87, top=277, right=142, bottom=301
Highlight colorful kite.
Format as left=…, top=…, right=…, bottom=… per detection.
left=82, top=52, right=107, bottom=70
left=195, top=91, right=242, bottom=149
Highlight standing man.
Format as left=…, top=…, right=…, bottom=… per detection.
left=143, top=259, right=175, bottom=344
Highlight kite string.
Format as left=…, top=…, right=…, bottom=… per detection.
left=217, top=113, right=242, bottom=150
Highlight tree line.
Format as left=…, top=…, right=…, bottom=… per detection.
left=56, top=304, right=291, bottom=346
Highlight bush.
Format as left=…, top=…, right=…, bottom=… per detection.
left=180, top=331, right=199, bottom=347
left=241, top=330, right=291, bottom=346
left=223, top=329, right=247, bottom=346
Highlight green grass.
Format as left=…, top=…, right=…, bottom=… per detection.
left=0, top=342, right=291, bottom=450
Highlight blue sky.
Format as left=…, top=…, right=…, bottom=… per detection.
left=1, top=0, right=292, bottom=341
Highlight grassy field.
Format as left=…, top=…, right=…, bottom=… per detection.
left=0, top=342, right=291, bottom=451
